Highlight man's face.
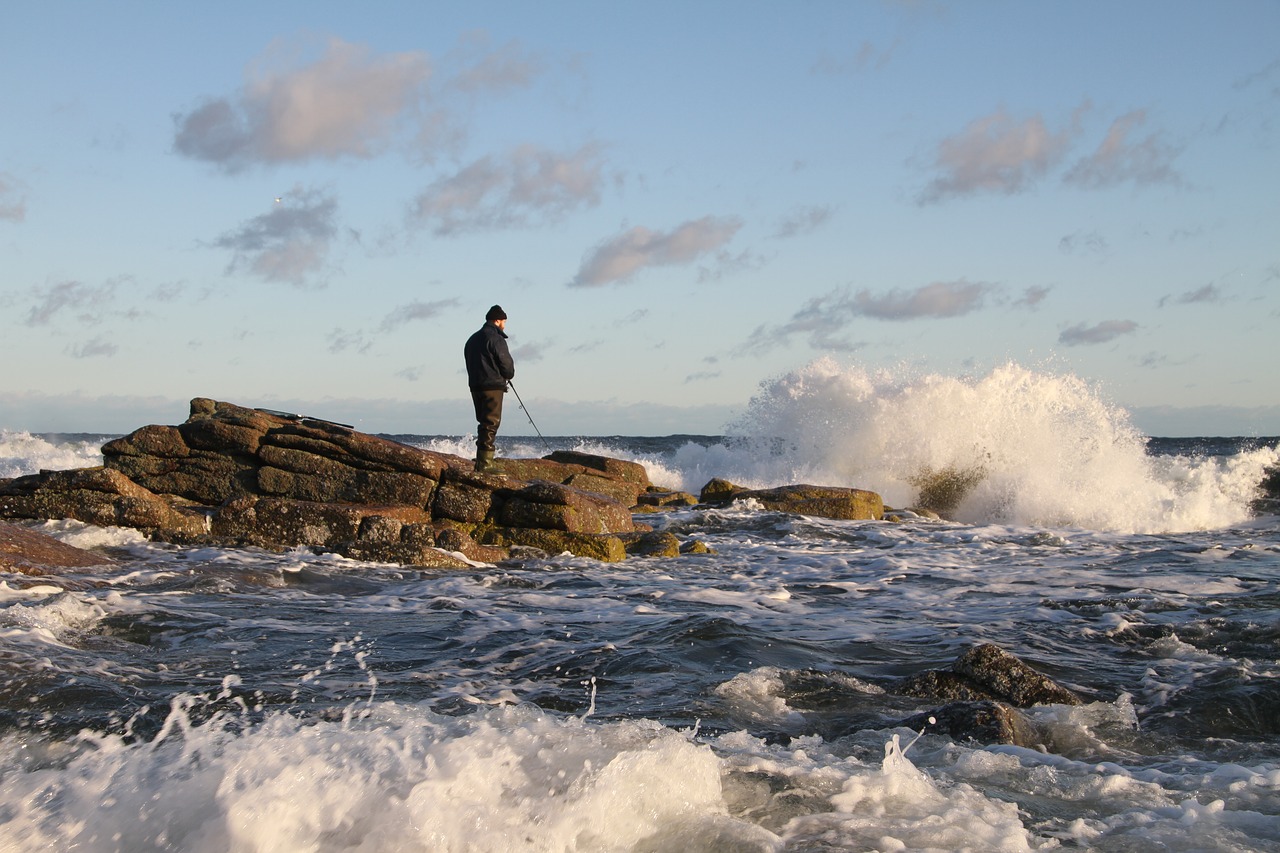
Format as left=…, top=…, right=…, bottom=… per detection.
left=495, top=318, right=507, bottom=331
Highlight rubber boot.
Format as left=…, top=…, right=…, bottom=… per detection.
left=474, top=449, right=498, bottom=473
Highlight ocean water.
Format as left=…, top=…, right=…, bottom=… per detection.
left=2, top=361, right=1279, bottom=852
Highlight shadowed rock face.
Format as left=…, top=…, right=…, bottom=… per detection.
left=898, top=643, right=1084, bottom=707
left=1, top=398, right=656, bottom=565
left=892, top=643, right=1084, bottom=748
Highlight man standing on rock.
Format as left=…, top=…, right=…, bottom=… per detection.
left=464, top=304, right=515, bottom=473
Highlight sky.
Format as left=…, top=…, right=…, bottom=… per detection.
left=2, top=0, right=1278, bottom=437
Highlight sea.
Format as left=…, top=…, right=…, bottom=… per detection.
left=2, top=361, right=1279, bottom=852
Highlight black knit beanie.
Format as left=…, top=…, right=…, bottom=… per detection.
left=486, top=305, right=507, bottom=322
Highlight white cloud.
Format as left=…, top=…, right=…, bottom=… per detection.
left=411, top=143, right=606, bottom=235
left=380, top=298, right=461, bottom=332
left=173, top=37, right=432, bottom=171
left=1064, top=110, right=1182, bottom=189
left=570, top=216, right=743, bottom=287
left=1058, top=319, right=1138, bottom=346
left=740, top=281, right=997, bottom=355
left=919, top=107, right=1080, bottom=203
left=212, top=189, right=339, bottom=287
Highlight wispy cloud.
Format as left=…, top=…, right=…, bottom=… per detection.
left=812, top=38, right=900, bottom=74
left=1059, top=230, right=1109, bottom=256
left=446, top=32, right=543, bottom=94
left=379, top=298, right=461, bottom=332
left=614, top=308, right=649, bottom=327
left=411, top=143, right=606, bottom=235
left=771, top=204, right=835, bottom=239
left=1233, top=57, right=1280, bottom=95
left=1058, top=319, right=1138, bottom=346
left=570, top=216, right=743, bottom=287
left=211, top=188, right=339, bottom=287
left=1014, top=285, right=1052, bottom=309
left=0, top=172, right=27, bottom=222
left=173, top=37, right=433, bottom=172
left=326, top=328, right=372, bottom=355
left=1063, top=110, right=1182, bottom=189
left=511, top=339, right=551, bottom=363
left=68, top=336, right=118, bottom=359
left=24, top=278, right=123, bottom=326
left=1158, top=283, right=1223, bottom=307
left=918, top=106, right=1082, bottom=203
left=740, top=280, right=995, bottom=355
left=847, top=280, right=994, bottom=320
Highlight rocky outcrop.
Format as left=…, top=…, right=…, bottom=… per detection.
left=0, top=521, right=115, bottom=576
left=772, top=645, right=1085, bottom=749
left=890, top=644, right=1085, bottom=748
left=699, top=478, right=883, bottom=521
left=898, top=643, right=1084, bottom=707
left=891, top=645, right=1087, bottom=749
left=1, top=397, right=896, bottom=566
left=0, top=398, right=661, bottom=565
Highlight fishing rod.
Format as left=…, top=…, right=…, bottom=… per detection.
left=508, top=381, right=553, bottom=455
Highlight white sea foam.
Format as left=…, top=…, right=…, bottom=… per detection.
left=0, top=701, right=758, bottom=853
left=714, top=667, right=807, bottom=727
left=0, top=430, right=104, bottom=479
left=0, top=589, right=106, bottom=643
left=652, top=359, right=1276, bottom=533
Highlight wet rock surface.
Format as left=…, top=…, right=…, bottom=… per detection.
left=1, top=398, right=657, bottom=565
left=0, top=521, right=115, bottom=576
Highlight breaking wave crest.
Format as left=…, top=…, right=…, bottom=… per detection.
left=662, top=359, right=1276, bottom=533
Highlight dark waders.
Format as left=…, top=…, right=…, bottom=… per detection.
left=471, top=388, right=504, bottom=472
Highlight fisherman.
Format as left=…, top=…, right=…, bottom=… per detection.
left=463, top=304, right=515, bottom=473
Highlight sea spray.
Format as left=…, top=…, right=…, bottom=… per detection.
left=0, top=701, right=746, bottom=853
left=669, top=359, right=1276, bottom=533
left=0, top=430, right=104, bottom=479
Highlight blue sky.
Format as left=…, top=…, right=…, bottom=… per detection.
left=2, top=1, right=1278, bottom=437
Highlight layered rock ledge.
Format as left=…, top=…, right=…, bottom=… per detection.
left=0, top=398, right=667, bottom=566
left=1, top=397, right=899, bottom=568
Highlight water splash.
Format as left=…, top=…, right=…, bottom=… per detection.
left=672, top=359, right=1275, bottom=533
left=0, top=430, right=104, bottom=479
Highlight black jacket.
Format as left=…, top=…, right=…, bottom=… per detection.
left=464, top=322, right=515, bottom=391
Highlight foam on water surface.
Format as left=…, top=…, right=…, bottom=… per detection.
left=0, top=701, right=759, bottom=853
